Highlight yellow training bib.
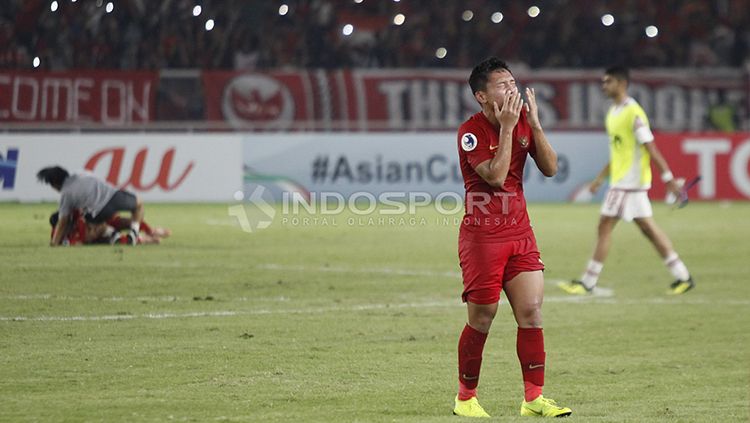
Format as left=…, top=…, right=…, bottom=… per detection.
left=605, top=99, right=652, bottom=189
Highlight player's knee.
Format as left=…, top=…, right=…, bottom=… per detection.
left=516, top=301, right=543, bottom=326
left=469, top=311, right=496, bottom=332
left=469, top=317, right=493, bottom=333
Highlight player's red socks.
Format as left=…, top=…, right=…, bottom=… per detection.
left=457, top=324, right=488, bottom=400
left=140, top=221, right=153, bottom=235
left=517, top=327, right=545, bottom=402
left=457, top=326, right=546, bottom=402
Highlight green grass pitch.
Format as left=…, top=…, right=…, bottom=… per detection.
left=0, top=202, right=748, bottom=422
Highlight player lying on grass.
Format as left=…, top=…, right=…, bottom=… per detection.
left=48, top=209, right=171, bottom=246
left=558, top=66, right=694, bottom=296
left=37, top=166, right=145, bottom=246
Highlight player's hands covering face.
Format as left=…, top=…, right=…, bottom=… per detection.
left=494, top=90, right=522, bottom=130
left=525, top=87, right=542, bottom=130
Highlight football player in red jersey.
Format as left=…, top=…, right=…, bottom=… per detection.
left=49, top=210, right=171, bottom=245
left=452, top=57, right=571, bottom=418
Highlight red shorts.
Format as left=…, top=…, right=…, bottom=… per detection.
left=458, top=234, right=545, bottom=304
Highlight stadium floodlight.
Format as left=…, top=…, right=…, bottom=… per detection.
left=33, top=57, right=40, bottom=68
left=601, top=14, right=614, bottom=26
left=71, top=0, right=77, bottom=3
left=279, top=4, right=289, bottom=16
left=491, top=12, right=504, bottom=23
left=192, top=5, right=201, bottom=16
left=105, top=2, right=113, bottom=13
left=435, top=47, right=447, bottom=59
left=462, top=10, right=474, bottom=22
left=342, top=24, right=354, bottom=36
left=354, top=0, right=363, bottom=4
left=393, top=13, right=405, bottom=25
left=528, top=6, right=540, bottom=17
left=645, top=25, right=658, bottom=37
left=205, top=19, right=215, bottom=31
left=51, top=1, right=59, bottom=12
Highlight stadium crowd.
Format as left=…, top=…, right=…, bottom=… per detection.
left=1, top=0, right=748, bottom=70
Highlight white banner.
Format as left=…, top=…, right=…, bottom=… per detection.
left=0, top=134, right=242, bottom=202
left=242, top=132, right=609, bottom=202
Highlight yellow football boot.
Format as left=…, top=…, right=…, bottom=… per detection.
left=520, top=395, right=572, bottom=418
left=453, top=395, right=490, bottom=418
left=668, top=277, right=695, bottom=295
left=557, top=280, right=591, bottom=296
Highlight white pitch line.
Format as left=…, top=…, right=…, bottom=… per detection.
left=2, top=297, right=749, bottom=323
left=1, top=294, right=181, bottom=302
left=578, top=297, right=750, bottom=306
left=0, top=294, right=291, bottom=303
left=0, top=300, right=459, bottom=322
left=1, top=262, right=463, bottom=274
left=258, top=263, right=462, bottom=278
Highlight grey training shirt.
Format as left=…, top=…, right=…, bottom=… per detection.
left=58, top=173, right=118, bottom=217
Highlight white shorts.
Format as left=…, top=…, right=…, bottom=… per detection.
left=600, top=189, right=653, bottom=222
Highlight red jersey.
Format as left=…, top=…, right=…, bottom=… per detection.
left=50, top=210, right=87, bottom=245
left=457, top=109, right=537, bottom=242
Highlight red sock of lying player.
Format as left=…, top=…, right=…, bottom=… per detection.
left=139, top=220, right=153, bottom=235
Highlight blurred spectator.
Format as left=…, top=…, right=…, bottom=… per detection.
left=1, top=0, right=747, bottom=70
left=708, top=91, right=740, bottom=131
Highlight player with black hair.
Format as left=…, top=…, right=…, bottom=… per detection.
left=559, top=66, right=694, bottom=295
left=452, top=57, right=572, bottom=418
left=37, top=166, right=145, bottom=246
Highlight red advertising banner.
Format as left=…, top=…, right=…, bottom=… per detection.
left=203, top=72, right=315, bottom=129
left=0, top=71, right=158, bottom=124
left=651, top=133, right=750, bottom=200
left=3, top=69, right=744, bottom=131
left=202, top=69, right=748, bottom=132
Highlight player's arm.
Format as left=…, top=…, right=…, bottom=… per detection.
left=51, top=195, right=72, bottom=246
left=634, top=116, right=681, bottom=196
left=50, top=215, right=69, bottom=246
left=589, top=163, right=610, bottom=193
left=644, top=142, right=680, bottom=195
left=474, top=92, right=522, bottom=187
left=525, top=87, right=557, bottom=177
